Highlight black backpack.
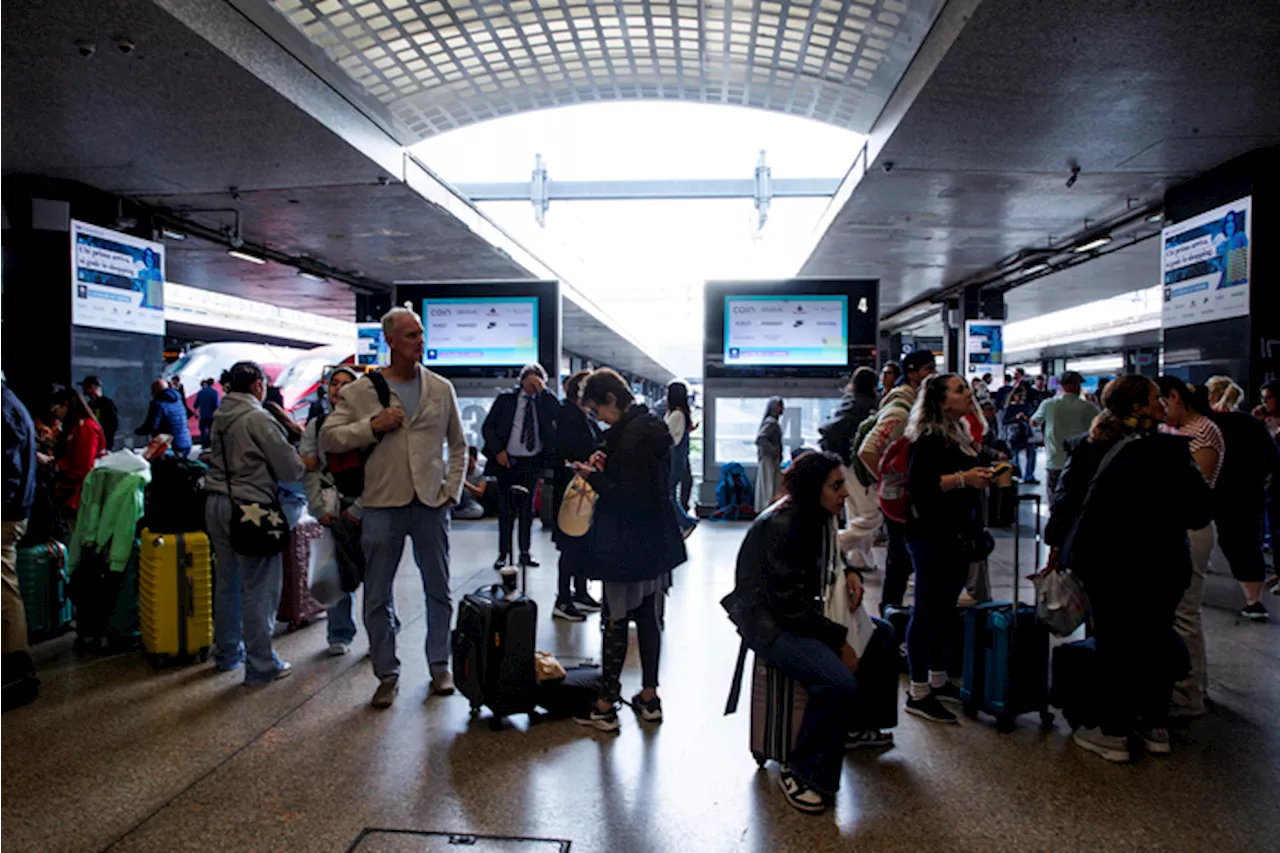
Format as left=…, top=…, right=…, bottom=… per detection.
left=144, top=456, right=209, bottom=533
left=323, top=372, right=391, bottom=498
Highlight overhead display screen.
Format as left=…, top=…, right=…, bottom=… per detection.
left=71, top=220, right=166, bottom=335
left=1161, top=195, right=1251, bottom=329
left=723, top=295, right=850, bottom=366
left=422, top=296, right=539, bottom=367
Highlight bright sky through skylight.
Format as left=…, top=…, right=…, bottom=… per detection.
left=414, top=102, right=864, bottom=379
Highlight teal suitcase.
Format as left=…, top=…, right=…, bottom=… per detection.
left=16, top=541, right=73, bottom=643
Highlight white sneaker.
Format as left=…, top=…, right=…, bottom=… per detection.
left=327, top=643, right=351, bottom=657
left=777, top=769, right=827, bottom=814
left=1141, top=727, right=1171, bottom=755
left=1072, top=726, right=1130, bottom=763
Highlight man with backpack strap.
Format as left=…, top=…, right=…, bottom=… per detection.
left=321, top=308, right=467, bottom=709
left=855, top=351, right=936, bottom=613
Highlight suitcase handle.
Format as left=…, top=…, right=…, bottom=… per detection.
left=1011, top=493, right=1041, bottom=609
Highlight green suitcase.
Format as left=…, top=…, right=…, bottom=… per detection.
left=16, top=541, right=73, bottom=643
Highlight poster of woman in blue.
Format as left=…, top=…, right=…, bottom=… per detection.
left=1215, top=209, right=1249, bottom=289
left=71, top=219, right=167, bottom=335
left=1160, top=196, right=1251, bottom=329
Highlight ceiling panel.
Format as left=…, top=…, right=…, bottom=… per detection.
left=801, top=0, right=1280, bottom=321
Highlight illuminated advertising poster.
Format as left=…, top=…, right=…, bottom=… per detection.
left=422, top=297, right=539, bottom=366
left=724, top=295, right=849, bottom=366
left=71, top=220, right=166, bottom=335
left=356, top=322, right=389, bottom=367
left=964, top=320, right=1004, bottom=386
left=1161, top=196, right=1251, bottom=329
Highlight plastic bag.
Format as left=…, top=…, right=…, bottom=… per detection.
left=307, top=528, right=343, bottom=608
left=1034, top=568, right=1089, bottom=637
left=557, top=473, right=597, bottom=537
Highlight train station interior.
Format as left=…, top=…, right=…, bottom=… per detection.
left=2, top=0, right=1278, bottom=850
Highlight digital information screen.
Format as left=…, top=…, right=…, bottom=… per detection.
left=422, top=296, right=539, bottom=366
left=71, top=220, right=166, bottom=335
left=723, top=295, right=849, bottom=366
left=1161, top=195, right=1251, bottom=329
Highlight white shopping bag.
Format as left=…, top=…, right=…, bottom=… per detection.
left=306, top=528, right=343, bottom=608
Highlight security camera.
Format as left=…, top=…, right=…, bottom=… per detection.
left=75, top=39, right=97, bottom=58
left=882, top=160, right=895, bottom=173
left=116, top=37, right=136, bottom=54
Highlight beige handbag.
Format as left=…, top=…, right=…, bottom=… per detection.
left=557, top=473, right=597, bottom=537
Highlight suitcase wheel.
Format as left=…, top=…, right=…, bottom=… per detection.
left=1039, top=710, right=1055, bottom=730
left=751, top=750, right=766, bottom=769
left=996, top=716, right=1016, bottom=734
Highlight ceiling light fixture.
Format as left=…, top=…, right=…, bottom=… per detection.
left=1073, top=236, right=1112, bottom=253
left=161, top=228, right=186, bottom=240
left=1146, top=213, right=1164, bottom=223
left=297, top=270, right=327, bottom=283
left=1021, top=263, right=1051, bottom=276
left=228, top=249, right=267, bottom=265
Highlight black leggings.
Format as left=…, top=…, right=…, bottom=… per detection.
left=1216, top=504, right=1265, bottom=583
left=556, top=538, right=589, bottom=602
left=600, top=593, right=661, bottom=703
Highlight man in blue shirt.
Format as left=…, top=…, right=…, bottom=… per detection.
left=481, top=364, right=559, bottom=570
left=194, top=379, right=220, bottom=449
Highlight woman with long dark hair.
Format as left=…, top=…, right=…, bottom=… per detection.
left=573, top=368, right=686, bottom=732
left=550, top=370, right=603, bottom=622
left=755, top=397, right=784, bottom=512
left=665, top=380, right=698, bottom=537
left=1156, top=376, right=1224, bottom=714
left=47, top=386, right=106, bottom=519
left=902, top=373, right=992, bottom=724
left=722, top=451, right=886, bottom=814
left=1047, top=375, right=1212, bottom=761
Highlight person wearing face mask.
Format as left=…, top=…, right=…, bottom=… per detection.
left=204, top=361, right=307, bottom=686
left=900, top=373, right=993, bottom=724
left=481, top=363, right=559, bottom=571
left=1046, top=375, right=1212, bottom=762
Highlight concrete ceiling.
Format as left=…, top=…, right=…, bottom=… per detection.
left=800, top=0, right=1280, bottom=322
left=1, top=0, right=676, bottom=381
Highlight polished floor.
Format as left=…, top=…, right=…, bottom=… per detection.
left=3, top=506, right=1278, bottom=853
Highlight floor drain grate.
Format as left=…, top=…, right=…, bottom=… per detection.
left=346, top=828, right=571, bottom=853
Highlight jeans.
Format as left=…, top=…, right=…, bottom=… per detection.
left=327, top=594, right=357, bottom=646
left=600, top=593, right=661, bottom=703
left=751, top=631, right=859, bottom=796
left=496, top=458, right=541, bottom=560
left=669, top=447, right=697, bottom=532
left=198, top=418, right=213, bottom=449
left=1016, top=445, right=1037, bottom=481
left=206, top=494, right=285, bottom=684
left=904, top=537, right=969, bottom=683
left=362, top=502, right=452, bottom=681
left=881, top=518, right=912, bottom=611
left=2, top=520, right=29, bottom=655
left=679, top=459, right=693, bottom=512
left=1172, top=522, right=1214, bottom=714
left=556, top=536, right=589, bottom=603
left=1046, top=468, right=1062, bottom=509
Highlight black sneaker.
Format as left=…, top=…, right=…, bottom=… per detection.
left=847, top=729, right=894, bottom=750
left=931, top=681, right=963, bottom=705
left=519, top=554, right=540, bottom=568
left=630, top=692, right=663, bottom=723
left=574, top=704, right=620, bottom=732
left=905, top=694, right=959, bottom=724
left=1240, top=601, right=1269, bottom=621
left=493, top=556, right=507, bottom=571
left=777, top=769, right=828, bottom=814
left=572, top=591, right=602, bottom=612
left=553, top=600, right=587, bottom=622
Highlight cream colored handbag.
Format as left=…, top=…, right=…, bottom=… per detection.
left=557, top=473, right=597, bottom=537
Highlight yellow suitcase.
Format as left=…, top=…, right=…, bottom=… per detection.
left=139, top=529, right=213, bottom=664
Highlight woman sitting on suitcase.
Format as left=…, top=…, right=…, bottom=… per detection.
left=1046, top=374, right=1212, bottom=762
left=902, top=374, right=993, bottom=724
left=571, top=368, right=687, bottom=733
left=722, top=451, right=891, bottom=815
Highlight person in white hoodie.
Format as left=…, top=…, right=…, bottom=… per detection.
left=205, top=361, right=306, bottom=686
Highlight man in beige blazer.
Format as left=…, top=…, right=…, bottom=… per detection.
left=321, top=307, right=466, bottom=708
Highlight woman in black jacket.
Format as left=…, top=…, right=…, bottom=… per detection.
left=722, top=451, right=877, bottom=814
left=902, top=374, right=993, bottom=725
left=573, top=368, right=686, bottom=733
left=1046, top=374, right=1213, bottom=763
left=550, top=370, right=603, bottom=622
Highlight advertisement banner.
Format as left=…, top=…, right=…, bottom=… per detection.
left=964, top=320, right=1004, bottom=388
left=1161, top=196, right=1251, bottom=329
left=422, top=296, right=539, bottom=366
left=71, top=220, right=166, bottom=335
left=723, top=294, right=850, bottom=366
left=356, top=323, right=389, bottom=367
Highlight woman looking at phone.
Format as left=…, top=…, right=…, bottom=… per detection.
left=903, top=374, right=993, bottom=724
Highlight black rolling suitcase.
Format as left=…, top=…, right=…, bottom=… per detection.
left=452, top=485, right=538, bottom=725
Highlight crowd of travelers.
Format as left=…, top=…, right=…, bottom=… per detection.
left=4, top=320, right=1278, bottom=817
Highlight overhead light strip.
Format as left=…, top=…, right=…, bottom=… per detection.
left=228, top=249, right=267, bottom=265
left=1073, top=236, right=1113, bottom=253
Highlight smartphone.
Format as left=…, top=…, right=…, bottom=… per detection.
left=991, top=461, right=1013, bottom=476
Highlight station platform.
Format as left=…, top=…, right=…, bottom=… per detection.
left=3, top=513, right=1277, bottom=852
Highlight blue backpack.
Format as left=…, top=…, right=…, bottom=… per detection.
left=714, top=462, right=754, bottom=520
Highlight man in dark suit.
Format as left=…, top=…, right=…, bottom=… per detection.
left=481, top=364, right=558, bottom=570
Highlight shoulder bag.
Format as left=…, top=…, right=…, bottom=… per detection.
left=220, top=411, right=289, bottom=558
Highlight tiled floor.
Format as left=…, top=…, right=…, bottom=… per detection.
left=3, top=512, right=1278, bottom=853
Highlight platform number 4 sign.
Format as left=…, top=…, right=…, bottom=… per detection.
left=856, top=297, right=869, bottom=313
